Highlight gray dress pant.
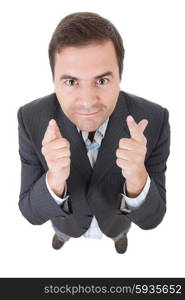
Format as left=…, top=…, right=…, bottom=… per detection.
left=52, top=222, right=131, bottom=243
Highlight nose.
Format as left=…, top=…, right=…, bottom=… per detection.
left=76, top=86, right=100, bottom=111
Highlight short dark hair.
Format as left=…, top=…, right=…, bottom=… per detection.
left=48, top=12, right=125, bottom=79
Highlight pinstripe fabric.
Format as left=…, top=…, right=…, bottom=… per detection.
left=17, top=90, right=170, bottom=238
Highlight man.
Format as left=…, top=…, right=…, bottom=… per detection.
left=17, top=12, right=170, bottom=254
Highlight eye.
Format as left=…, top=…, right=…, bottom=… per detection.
left=64, top=79, right=78, bottom=86
left=96, top=78, right=109, bottom=86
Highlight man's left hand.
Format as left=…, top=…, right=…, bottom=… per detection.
left=116, top=115, right=149, bottom=197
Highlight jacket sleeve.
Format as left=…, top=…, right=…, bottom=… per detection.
left=17, top=106, right=72, bottom=225
left=120, top=108, right=171, bottom=229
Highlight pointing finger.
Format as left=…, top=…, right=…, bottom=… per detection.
left=138, top=119, right=148, bottom=133
left=126, top=115, right=142, bottom=141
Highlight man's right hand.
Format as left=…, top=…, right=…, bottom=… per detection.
left=41, top=119, right=71, bottom=197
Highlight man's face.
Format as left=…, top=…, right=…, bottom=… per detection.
left=54, top=40, right=121, bottom=132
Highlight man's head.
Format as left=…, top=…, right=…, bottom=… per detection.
left=48, top=12, right=125, bottom=132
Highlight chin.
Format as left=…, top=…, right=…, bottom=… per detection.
left=78, top=124, right=98, bottom=132
left=75, top=119, right=100, bottom=132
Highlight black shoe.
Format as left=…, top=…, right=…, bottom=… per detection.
left=52, top=234, right=65, bottom=250
left=114, top=235, right=128, bottom=254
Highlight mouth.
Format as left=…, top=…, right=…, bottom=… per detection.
left=77, top=111, right=99, bottom=117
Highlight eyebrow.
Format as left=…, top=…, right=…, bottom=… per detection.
left=59, top=71, right=113, bottom=81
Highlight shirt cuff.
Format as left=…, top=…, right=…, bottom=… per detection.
left=120, top=174, right=151, bottom=212
left=45, top=171, right=69, bottom=205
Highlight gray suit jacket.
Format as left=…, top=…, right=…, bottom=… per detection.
left=17, top=90, right=170, bottom=238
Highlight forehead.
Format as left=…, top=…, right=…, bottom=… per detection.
left=54, top=40, right=118, bottom=78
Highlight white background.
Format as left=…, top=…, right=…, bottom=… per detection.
left=0, top=0, right=184, bottom=277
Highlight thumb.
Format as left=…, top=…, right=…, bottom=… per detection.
left=43, top=119, right=62, bottom=144
left=138, top=119, right=148, bottom=134
left=49, top=119, right=62, bottom=139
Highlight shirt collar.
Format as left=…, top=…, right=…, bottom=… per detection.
left=77, top=118, right=109, bottom=142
